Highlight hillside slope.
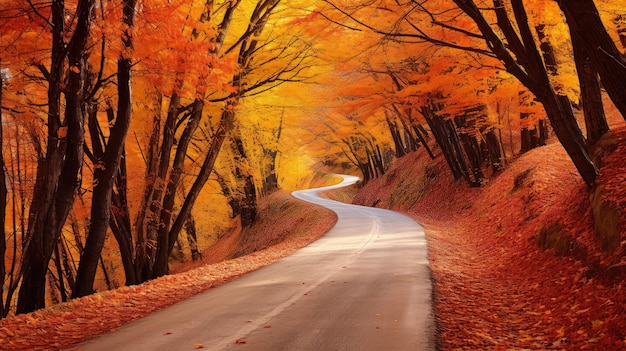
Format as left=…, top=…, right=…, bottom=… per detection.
left=350, top=131, right=626, bottom=350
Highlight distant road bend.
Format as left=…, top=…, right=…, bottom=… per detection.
left=77, top=175, right=436, bottom=351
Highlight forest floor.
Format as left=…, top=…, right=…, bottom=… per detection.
left=3, top=135, right=626, bottom=351
left=0, top=191, right=338, bottom=351
left=347, top=128, right=626, bottom=350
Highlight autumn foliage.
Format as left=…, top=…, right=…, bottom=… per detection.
left=1, top=0, right=626, bottom=349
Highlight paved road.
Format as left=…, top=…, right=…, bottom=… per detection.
left=76, top=175, right=436, bottom=351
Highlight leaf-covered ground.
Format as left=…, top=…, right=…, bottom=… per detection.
left=0, top=191, right=337, bottom=351
left=3, top=133, right=626, bottom=351
left=353, top=130, right=626, bottom=350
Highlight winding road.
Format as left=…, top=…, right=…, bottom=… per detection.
left=76, top=175, right=436, bottom=350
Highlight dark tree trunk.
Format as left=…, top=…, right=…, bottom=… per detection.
left=412, top=124, right=435, bottom=159
left=375, top=144, right=385, bottom=175
left=152, top=98, right=205, bottom=279
left=484, top=129, right=503, bottom=172
left=99, top=255, right=114, bottom=290
left=520, top=127, right=532, bottom=153
left=52, top=244, right=68, bottom=302
left=132, top=93, right=163, bottom=284
left=570, top=29, right=608, bottom=144
left=454, top=115, right=483, bottom=186
left=535, top=25, right=558, bottom=75
left=17, top=0, right=92, bottom=313
left=111, top=165, right=136, bottom=285
left=396, top=113, right=420, bottom=152
left=0, top=64, right=7, bottom=317
left=58, top=237, right=76, bottom=292
left=262, top=154, right=279, bottom=196
left=446, top=119, right=476, bottom=186
left=261, top=112, right=282, bottom=195
left=215, top=171, right=241, bottom=219
left=518, top=91, right=541, bottom=153
left=386, top=115, right=406, bottom=158
left=73, top=0, right=135, bottom=298
left=184, top=214, right=201, bottom=261
left=453, top=0, right=595, bottom=186
left=422, top=107, right=460, bottom=180
left=152, top=105, right=237, bottom=278
left=228, top=131, right=257, bottom=228
left=558, top=0, right=626, bottom=120
left=421, top=105, right=474, bottom=185
left=538, top=120, right=548, bottom=146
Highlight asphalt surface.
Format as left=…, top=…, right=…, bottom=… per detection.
left=75, top=175, right=436, bottom=351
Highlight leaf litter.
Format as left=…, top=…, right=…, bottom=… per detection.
left=0, top=191, right=337, bottom=351
left=351, top=130, right=626, bottom=351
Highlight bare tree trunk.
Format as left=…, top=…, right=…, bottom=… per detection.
left=184, top=214, right=201, bottom=261
left=559, top=0, right=626, bottom=120
left=132, top=93, right=162, bottom=283
left=73, top=0, right=135, bottom=298
left=0, top=61, right=7, bottom=318
left=570, top=30, right=608, bottom=144
left=152, top=98, right=205, bottom=278
left=152, top=105, right=238, bottom=277
left=261, top=112, right=282, bottom=195
left=455, top=114, right=484, bottom=185
left=228, top=130, right=257, bottom=227
left=17, top=0, right=92, bottom=313
left=452, top=0, right=596, bottom=186
left=385, top=114, right=406, bottom=158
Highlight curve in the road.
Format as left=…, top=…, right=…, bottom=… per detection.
left=76, top=175, right=436, bottom=351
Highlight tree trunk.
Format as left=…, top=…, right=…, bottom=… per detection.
left=0, top=62, right=7, bottom=317
left=184, top=214, right=201, bottom=261
left=412, top=125, right=435, bottom=159
left=261, top=111, right=282, bottom=195
left=228, top=130, right=257, bottom=227
left=152, top=105, right=238, bottom=278
left=421, top=105, right=474, bottom=185
left=151, top=98, right=205, bottom=279
left=558, top=0, right=626, bottom=120
left=570, top=29, right=608, bottom=144
left=151, top=0, right=279, bottom=277
left=453, top=0, right=595, bottom=186
left=422, top=107, right=460, bottom=180
left=455, top=114, right=484, bottom=185
left=131, top=93, right=163, bottom=284
left=484, top=128, right=503, bottom=172
left=386, top=115, right=406, bottom=158
left=73, top=0, right=135, bottom=298
left=17, top=0, right=92, bottom=313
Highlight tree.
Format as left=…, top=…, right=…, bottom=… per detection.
left=16, top=0, right=95, bottom=314
left=72, top=0, right=138, bottom=298
left=0, top=61, right=7, bottom=317
left=558, top=0, right=626, bottom=121
left=322, top=0, right=597, bottom=186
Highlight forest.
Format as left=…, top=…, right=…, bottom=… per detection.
left=0, top=0, right=625, bottom=337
